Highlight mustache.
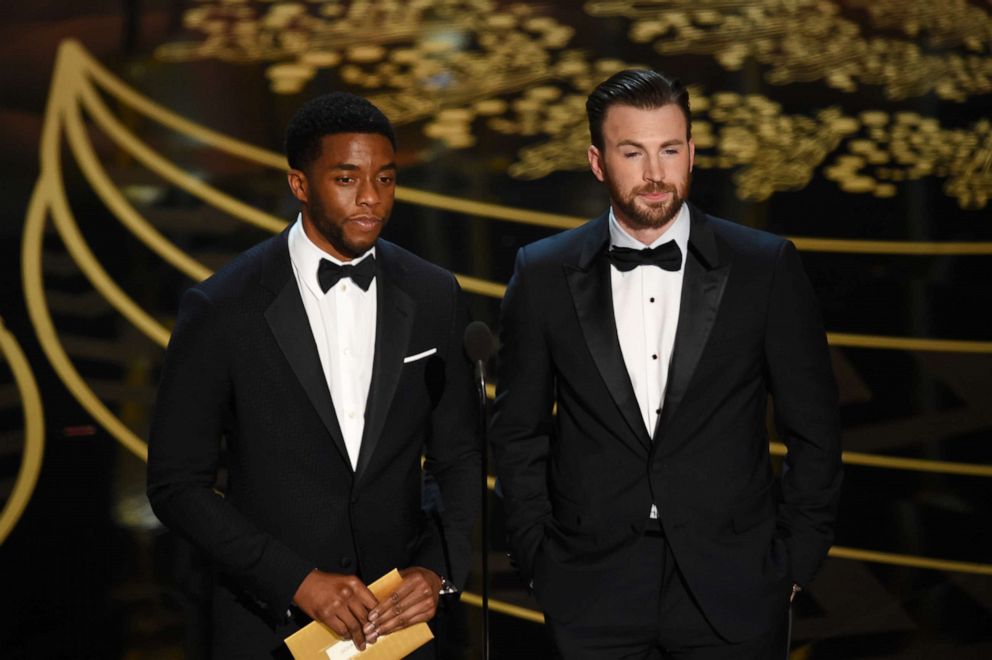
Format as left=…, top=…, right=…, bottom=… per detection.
left=635, top=182, right=678, bottom=195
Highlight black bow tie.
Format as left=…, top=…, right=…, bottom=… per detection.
left=317, top=255, right=376, bottom=292
left=608, top=241, right=682, bottom=272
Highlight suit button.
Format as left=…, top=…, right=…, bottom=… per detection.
left=340, top=557, right=352, bottom=568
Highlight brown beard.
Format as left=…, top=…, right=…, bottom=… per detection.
left=604, top=168, right=691, bottom=231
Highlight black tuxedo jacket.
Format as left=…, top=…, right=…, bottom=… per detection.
left=490, top=205, right=842, bottom=642
left=148, top=230, right=479, bottom=657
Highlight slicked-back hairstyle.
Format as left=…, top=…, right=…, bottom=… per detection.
left=586, top=69, right=692, bottom=149
left=285, top=92, right=397, bottom=171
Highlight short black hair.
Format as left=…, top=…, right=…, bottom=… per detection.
left=285, top=92, right=397, bottom=171
left=586, top=69, right=691, bottom=149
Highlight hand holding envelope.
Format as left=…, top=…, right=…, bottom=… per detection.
left=293, top=571, right=379, bottom=650
left=286, top=569, right=436, bottom=660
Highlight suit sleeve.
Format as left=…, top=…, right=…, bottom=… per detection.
left=415, top=275, right=481, bottom=587
left=764, top=241, right=843, bottom=587
left=147, top=288, right=313, bottom=618
left=489, top=247, right=556, bottom=580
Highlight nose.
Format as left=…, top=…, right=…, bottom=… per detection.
left=643, top=155, right=664, bottom=183
left=356, top=177, right=380, bottom=207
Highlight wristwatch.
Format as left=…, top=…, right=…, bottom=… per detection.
left=438, top=575, right=458, bottom=595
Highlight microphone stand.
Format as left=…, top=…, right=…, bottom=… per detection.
left=473, top=358, right=491, bottom=660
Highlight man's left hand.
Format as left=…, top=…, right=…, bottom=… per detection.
left=363, top=567, right=442, bottom=641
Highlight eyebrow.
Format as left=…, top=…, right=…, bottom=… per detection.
left=331, top=162, right=398, bottom=171
left=615, top=138, right=684, bottom=149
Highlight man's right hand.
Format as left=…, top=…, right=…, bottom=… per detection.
left=293, top=570, right=379, bottom=650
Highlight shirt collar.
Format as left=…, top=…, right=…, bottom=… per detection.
left=288, top=214, right=376, bottom=297
left=608, top=203, right=690, bottom=262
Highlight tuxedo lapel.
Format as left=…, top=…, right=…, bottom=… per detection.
left=655, top=204, right=731, bottom=439
left=354, top=242, right=415, bottom=483
left=565, top=214, right=652, bottom=453
left=261, top=231, right=351, bottom=467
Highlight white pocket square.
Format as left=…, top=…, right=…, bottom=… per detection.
left=403, top=348, right=437, bottom=363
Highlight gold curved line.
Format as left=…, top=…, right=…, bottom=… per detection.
left=828, top=546, right=992, bottom=576
left=65, top=88, right=213, bottom=283
left=394, top=188, right=584, bottom=231
left=459, top=591, right=545, bottom=624
left=454, top=274, right=506, bottom=299
left=76, top=79, right=287, bottom=235
left=461, top=541, right=992, bottom=628
left=0, top=318, right=46, bottom=546
left=458, top=544, right=992, bottom=630
left=67, top=41, right=286, bottom=171
left=827, top=332, right=992, bottom=353
left=769, top=443, right=992, bottom=478
left=49, top=131, right=171, bottom=349
left=61, top=39, right=992, bottom=256
left=789, top=237, right=992, bottom=256
left=23, top=181, right=150, bottom=462
left=22, top=55, right=151, bottom=462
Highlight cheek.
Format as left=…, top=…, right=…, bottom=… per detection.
left=318, top=187, right=353, bottom=216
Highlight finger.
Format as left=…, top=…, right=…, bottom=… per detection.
left=350, top=579, right=379, bottom=611
left=346, top=594, right=372, bottom=627
left=368, top=585, right=402, bottom=625
left=337, top=607, right=367, bottom=650
left=373, top=596, right=436, bottom=635
left=372, top=586, right=436, bottom=633
left=322, top=614, right=351, bottom=640
left=366, top=592, right=406, bottom=634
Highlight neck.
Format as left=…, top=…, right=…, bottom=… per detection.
left=300, top=212, right=354, bottom=261
left=613, top=208, right=675, bottom=247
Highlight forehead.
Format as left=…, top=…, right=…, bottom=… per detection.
left=600, top=104, right=688, bottom=144
left=316, top=132, right=395, bottom=166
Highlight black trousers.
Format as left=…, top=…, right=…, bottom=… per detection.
left=545, top=529, right=791, bottom=660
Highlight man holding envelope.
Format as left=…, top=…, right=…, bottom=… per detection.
left=148, top=93, right=479, bottom=657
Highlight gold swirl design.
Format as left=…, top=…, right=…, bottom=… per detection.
left=0, top=319, right=45, bottom=546
left=585, top=0, right=992, bottom=101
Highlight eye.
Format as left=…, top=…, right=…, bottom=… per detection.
left=378, top=175, right=395, bottom=184
left=623, top=151, right=641, bottom=159
left=663, top=148, right=680, bottom=156
left=335, top=176, right=354, bottom=184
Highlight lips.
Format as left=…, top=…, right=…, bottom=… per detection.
left=637, top=187, right=675, bottom=204
left=348, top=215, right=382, bottom=231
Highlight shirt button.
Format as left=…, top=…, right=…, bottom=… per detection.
left=340, top=556, right=352, bottom=568
left=652, top=354, right=658, bottom=360
left=656, top=408, right=661, bottom=414
left=347, top=411, right=357, bottom=419
left=341, top=283, right=348, bottom=292
left=650, top=297, right=655, bottom=303
left=343, top=348, right=351, bottom=356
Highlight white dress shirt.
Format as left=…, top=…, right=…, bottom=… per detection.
left=288, top=217, right=377, bottom=470
left=610, top=204, right=690, bottom=520
left=609, top=203, right=690, bottom=438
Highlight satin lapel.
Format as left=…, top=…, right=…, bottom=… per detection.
left=655, top=206, right=731, bottom=439
left=565, top=214, right=652, bottom=453
left=354, top=244, right=415, bottom=483
left=262, top=243, right=351, bottom=467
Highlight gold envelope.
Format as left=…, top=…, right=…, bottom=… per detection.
left=284, top=569, right=434, bottom=660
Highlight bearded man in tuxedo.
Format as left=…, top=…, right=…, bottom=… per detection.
left=491, top=69, right=842, bottom=659
left=148, top=93, right=479, bottom=658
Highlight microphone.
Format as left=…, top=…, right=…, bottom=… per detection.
left=462, top=320, right=495, bottom=660
left=464, top=320, right=496, bottom=380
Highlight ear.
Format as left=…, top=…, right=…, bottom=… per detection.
left=588, top=145, right=606, bottom=182
left=688, top=137, right=696, bottom=173
left=287, top=169, right=309, bottom=204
